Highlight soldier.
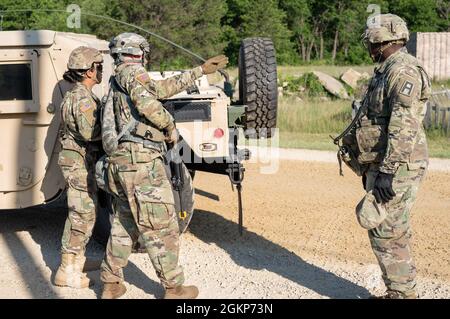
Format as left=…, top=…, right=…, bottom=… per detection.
left=54, top=46, right=104, bottom=288
left=357, top=14, right=431, bottom=299
left=99, top=32, right=227, bottom=299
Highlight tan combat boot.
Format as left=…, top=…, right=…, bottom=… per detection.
left=101, top=282, right=127, bottom=299
left=370, top=289, right=418, bottom=299
left=54, top=253, right=91, bottom=288
left=164, top=285, right=199, bottom=299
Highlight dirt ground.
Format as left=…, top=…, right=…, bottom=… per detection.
left=0, top=156, right=449, bottom=299
left=190, top=160, right=450, bottom=298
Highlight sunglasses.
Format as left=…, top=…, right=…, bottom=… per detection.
left=94, top=63, right=103, bottom=72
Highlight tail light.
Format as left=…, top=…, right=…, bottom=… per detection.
left=214, top=128, right=224, bottom=139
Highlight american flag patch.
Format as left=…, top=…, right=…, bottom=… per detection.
left=80, top=100, right=93, bottom=112
left=136, top=72, right=150, bottom=85
left=400, top=81, right=414, bottom=96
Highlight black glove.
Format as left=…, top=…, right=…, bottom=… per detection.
left=373, top=172, right=396, bottom=204
left=362, top=174, right=367, bottom=190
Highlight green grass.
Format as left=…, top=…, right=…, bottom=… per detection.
left=276, top=96, right=450, bottom=159
left=278, top=132, right=338, bottom=151
left=277, top=132, right=450, bottom=159
left=277, top=96, right=350, bottom=134
left=432, top=79, right=450, bottom=90
left=224, top=65, right=450, bottom=158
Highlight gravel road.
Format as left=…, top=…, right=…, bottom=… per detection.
left=0, top=149, right=449, bottom=299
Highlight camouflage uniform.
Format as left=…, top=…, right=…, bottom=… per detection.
left=59, top=48, right=103, bottom=255
left=54, top=46, right=103, bottom=289
left=59, top=83, right=102, bottom=254
left=358, top=15, right=431, bottom=298
left=100, top=33, right=204, bottom=289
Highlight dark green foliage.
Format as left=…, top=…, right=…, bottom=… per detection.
left=223, top=0, right=294, bottom=64
left=0, top=0, right=447, bottom=67
left=284, top=73, right=327, bottom=97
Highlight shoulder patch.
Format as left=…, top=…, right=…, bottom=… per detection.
left=79, top=98, right=94, bottom=113
left=134, top=69, right=157, bottom=95
left=136, top=71, right=151, bottom=86
left=400, top=81, right=415, bottom=97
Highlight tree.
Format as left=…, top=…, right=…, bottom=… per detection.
left=118, top=0, right=227, bottom=69
left=0, top=0, right=67, bottom=31
left=0, top=0, right=447, bottom=66
left=280, top=0, right=311, bottom=62
left=78, top=0, right=126, bottom=40
left=223, top=0, right=294, bottom=64
left=435, top=0, right=449, bottom=31
left=388, top=0, right=442, bottom=32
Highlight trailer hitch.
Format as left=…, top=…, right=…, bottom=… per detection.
left=226, top=148, right=250, bottom=236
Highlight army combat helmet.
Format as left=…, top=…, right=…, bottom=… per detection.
left=109, top=32, right=150, bottom=64
left=67, top=46, right=103, bottom=70
left=362, top=14, right=409, bottom=46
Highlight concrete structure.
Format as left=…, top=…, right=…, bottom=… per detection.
left=312, top=71, right=350, bottom=100
left=407, top=32, right=450, bottom=81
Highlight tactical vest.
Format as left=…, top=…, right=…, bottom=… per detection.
left=333, top=53, right=430, bottom=176
left=95, top=75, right=167, bottom=194
left=112, top=76, right=166, bottom=152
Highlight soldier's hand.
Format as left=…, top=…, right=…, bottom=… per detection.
left=201, top=55, right=229, bottom=75
left=373, top=172, right=396, bottom=203
left=165, top=123, right=179, bottom=145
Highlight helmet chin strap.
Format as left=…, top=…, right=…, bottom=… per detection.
left=371, top=42, right=392, bottom=62
left=371, top=40, right=404, bottom=63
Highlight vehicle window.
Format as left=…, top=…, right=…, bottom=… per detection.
left=0, top=63, right=33, bottom=101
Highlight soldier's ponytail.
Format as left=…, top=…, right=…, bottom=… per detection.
left=63, top=70, right=86, bottom=83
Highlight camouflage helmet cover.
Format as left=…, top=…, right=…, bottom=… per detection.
left=355, top=191, right=387, bottom=230
left=109, top=32, right=150, bottom=56
left=67, top=46, right=103, bottom=70
left=362, top=14, right=409, bottom=45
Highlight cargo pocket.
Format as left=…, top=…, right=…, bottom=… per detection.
left=114, top=162, right=139, bottom=202
left=59, top=150, right=88, bottom=191
left=135, top=188, right=171, bottom=230
left=146, top=158, right=175, bottom=205
left=58, top=149, right=84, bottom=168
left=356, top=125, right=387, bottom=164
left=67, top=188, right=83, bottom=211
left=66, top=171, right=89, bottom=192
left=386, top=164, right=415, bottom=216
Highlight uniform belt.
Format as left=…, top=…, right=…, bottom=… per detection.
left=119, top=135, right=165, bottom=152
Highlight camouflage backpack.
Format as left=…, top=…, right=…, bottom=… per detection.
left=95, top=75, right=166, bottom=195
left=94, top=78, right=115, bottom=194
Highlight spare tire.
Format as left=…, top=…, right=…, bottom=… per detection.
left=239, top=37, right=278, bottom=139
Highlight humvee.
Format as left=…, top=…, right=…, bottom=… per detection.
left=0, top=30, right=277, bottom=241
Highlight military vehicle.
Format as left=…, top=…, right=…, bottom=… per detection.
left=0, top=30, right=278, bottom=242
